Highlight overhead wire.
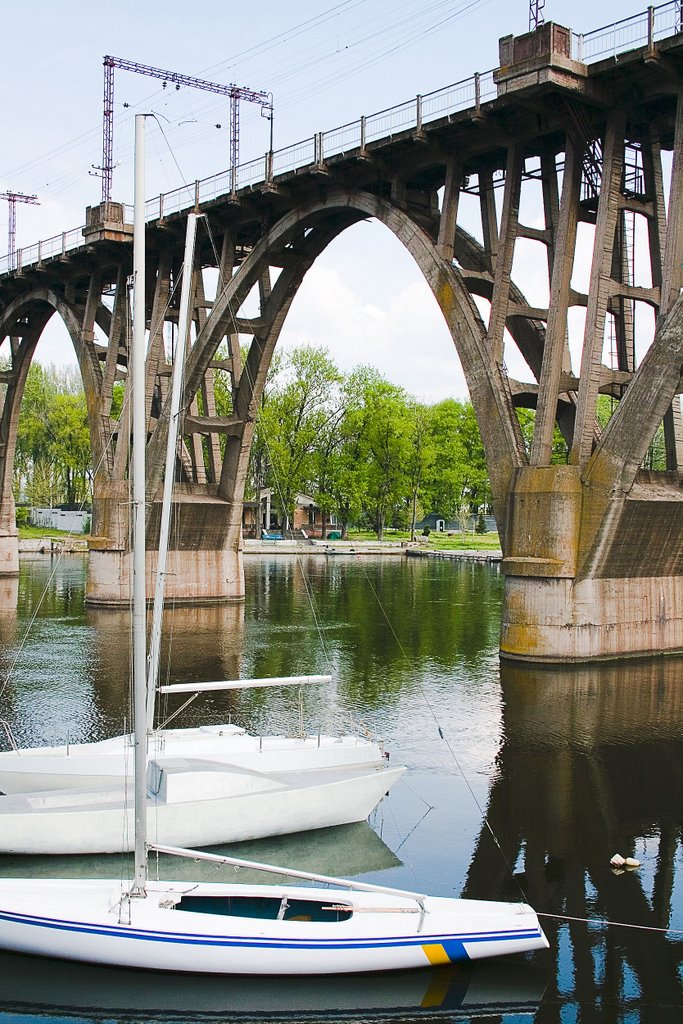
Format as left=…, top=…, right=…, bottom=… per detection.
left=1, top=0, right=498, bottom=214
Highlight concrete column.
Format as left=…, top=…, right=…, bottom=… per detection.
left=86, top=482, right=244, bottom=606
left=0, top=532, right=18, bottom=576
left=501, top=463, right=683, bottom=661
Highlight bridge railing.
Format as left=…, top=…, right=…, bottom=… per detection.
left=573, top=0, right=681, bottom=62
left=1, top=0, right=681, bottom=279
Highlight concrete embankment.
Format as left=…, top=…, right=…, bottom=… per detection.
left=243, top=539, right=410, bottom=556
left=245, top=539, right=502, bottom=561
left=406, top=547, right=502, bottom=563
left=19, top=537, right=88, bottom=554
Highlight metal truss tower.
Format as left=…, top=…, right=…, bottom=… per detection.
left=95, top=56, right=273, bottom=202
left=0, top=191, right=39, bottom=271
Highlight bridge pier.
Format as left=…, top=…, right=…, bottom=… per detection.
left=501, top=467, right=683, bottom=661
left=0, top=533, right=18, bottom=577
left=502, top=574, right=683, bottom=663
left=86, top=482, right=244, bottom=606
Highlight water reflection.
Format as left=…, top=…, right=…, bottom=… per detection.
left=466, top=658, right=683, bottom=1019
left=0, top=820, right=400, bottom=882
left=0, top=953, right=546, bottom=1022
left=6, top=555, right=683, bottom=1017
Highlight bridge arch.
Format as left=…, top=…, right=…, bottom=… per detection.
left=0, top=287, right=116, bottom=482
left=0, top=288, right=119, bottom=568
left=169, top=189, right=529, bottom=549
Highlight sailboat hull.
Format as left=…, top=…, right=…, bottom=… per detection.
left=0, top=763, right=404, bottom=855
left=0, top=878, right=549, bottom=974
left=0, top=728, right=387, bottom=795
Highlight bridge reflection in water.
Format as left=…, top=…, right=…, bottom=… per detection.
left=466, top=658, right=683, bottom=1016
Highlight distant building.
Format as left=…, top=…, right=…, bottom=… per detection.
left=416, top=512, right=497, bottom=534
left=242, top=489, right=337, bottom=539
left=30, top=507, right=91, bottom=534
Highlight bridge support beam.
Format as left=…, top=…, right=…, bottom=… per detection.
left=86, top=482, right=244, bottom=606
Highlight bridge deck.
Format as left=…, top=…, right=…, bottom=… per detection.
left=1, top=0, right=681, bottom=280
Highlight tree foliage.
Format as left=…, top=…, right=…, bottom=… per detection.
left=249, top=347, right=494, bottom=538
left=253, top=347, right=343, bottom=527
left=14, top=363, right=92, bottom=507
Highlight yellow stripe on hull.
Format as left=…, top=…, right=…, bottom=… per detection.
left=421, top=943, right=452, bottom=966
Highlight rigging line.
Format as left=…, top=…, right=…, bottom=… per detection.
left=537, top=911, right=683, bottom=936
left=380, top=784, right=423, bottom=892
left=397, top=775, right=434, bottom=812
left=394, top=803, right=435, bottom=854
left=359, top=566, right=528, bottom=902
left=146, top=115, right=195, bottom=202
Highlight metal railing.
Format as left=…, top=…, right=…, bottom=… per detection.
left=1, top=1, right=680, bottom=279
left=573, top=0, right=681, bottom=62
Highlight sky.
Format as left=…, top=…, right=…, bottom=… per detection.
left=1, top=0, right=662, bottom=402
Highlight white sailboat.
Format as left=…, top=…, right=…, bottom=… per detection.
left=0, top=758, right=404, bottom=855
left=0, top=116, right=549, bottom=972
left=0, top=714, right=392, bottom=795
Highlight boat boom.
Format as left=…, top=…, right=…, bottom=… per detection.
left=150, top=842, right=427, bottom=911
left=157, top=674, right=333, bottom=694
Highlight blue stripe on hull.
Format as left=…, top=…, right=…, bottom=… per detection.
left=0, top=908, right=543, bottom=954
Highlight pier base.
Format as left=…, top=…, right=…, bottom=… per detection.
left=0, top=532, right=18, bottom=576
left=500, top=466, right=683, bottom=663
left=501, top=575, right=683, bottom=662
left=86, top=547, right=244, bottom=607
left=86, top=483, right=244, bottom=606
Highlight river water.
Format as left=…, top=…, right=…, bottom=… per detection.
left=0, top=552, right=682, bottom=1022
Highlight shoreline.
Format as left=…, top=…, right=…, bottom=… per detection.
left=18, top=537, right=502, bottom=562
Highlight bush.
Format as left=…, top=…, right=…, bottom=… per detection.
left=15, top=507, right=29, bottom=527
left=422, top=525, right=431, bottom=536
left=475, top=513, right=486, bottom=534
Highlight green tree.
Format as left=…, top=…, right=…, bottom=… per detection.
left=13, top=362, right=92, bottom=507
left=255, top=346, right=343, bottom=527
left=405, top=402, right=434, bottom=541
left=48, top=392, right=92, bottom=504
left=423, top=399, right=488, bottom=519
left=353, top=371, right=411, bottom=540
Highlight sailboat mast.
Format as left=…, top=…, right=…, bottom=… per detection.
left=132, top=113, right=148, bottom=896
left=146, top=212, right=199, bottom=730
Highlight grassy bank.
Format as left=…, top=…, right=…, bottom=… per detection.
left=19, top=525, right=76, bottom=540
left=17, top=524, right=501, bottom=553
left=346, top=529, right=501, bottom=552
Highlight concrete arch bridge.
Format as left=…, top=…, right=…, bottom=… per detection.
left=2, top=9, right=683, bottom=663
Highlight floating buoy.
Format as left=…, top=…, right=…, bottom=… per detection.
left=610, top=853, right=641, bottom=870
